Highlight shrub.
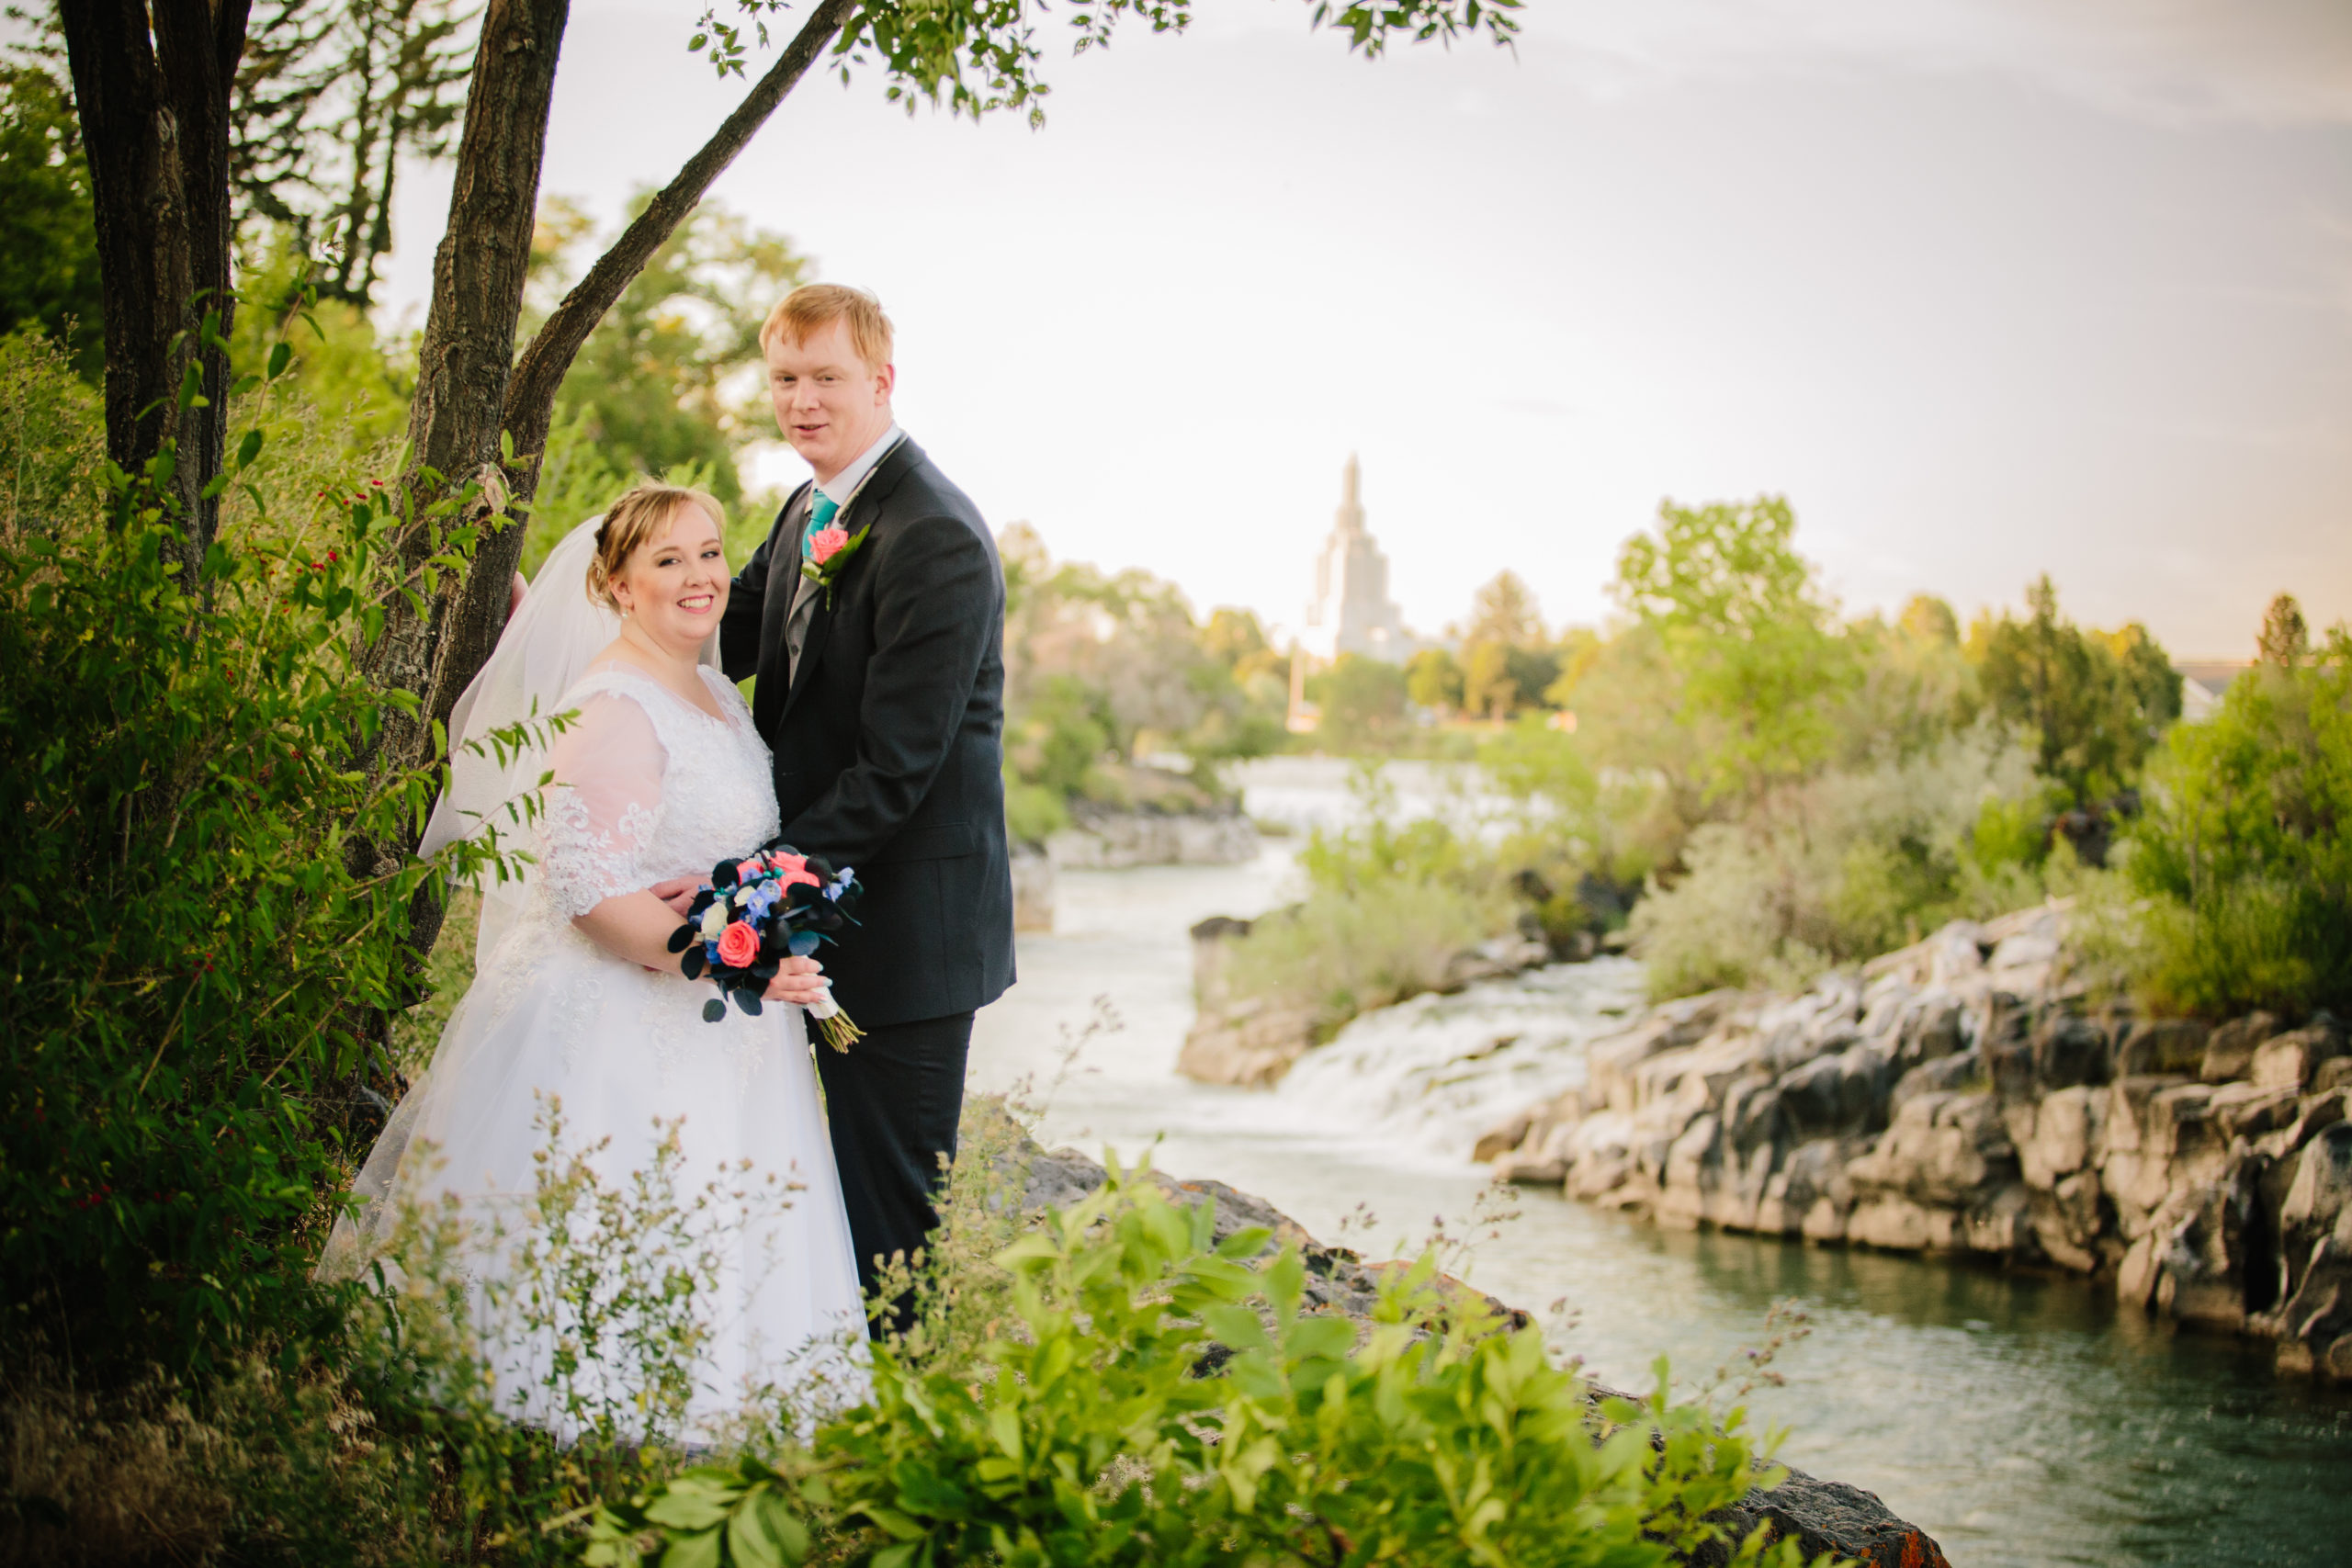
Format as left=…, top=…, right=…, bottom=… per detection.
left=0, top=319, right=521, bottom=1376
left=1221, top=766, right=1511, bottom=1033
left=0, top=327, right=104, bottom=540
left=1308, top=652, right=1409, bottom=750
left=585, top=1156, right=1826, bottom=1568
left=1630, top=726, right=2052, bottom=998
left=2117, top=625, right=2352, bottom=1018
left=1224, top=878, right=1501, bottom=1035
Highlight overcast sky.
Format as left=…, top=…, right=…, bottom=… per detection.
left=386, top=0, right=2352, bottom=659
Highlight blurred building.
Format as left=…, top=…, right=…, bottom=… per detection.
left=1298, top=455, right=1419, bottom=666
left=2175, top=660, right=2251, bottom=722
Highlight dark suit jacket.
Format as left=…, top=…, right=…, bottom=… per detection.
left=719, top=438, right=1015, bottom=1028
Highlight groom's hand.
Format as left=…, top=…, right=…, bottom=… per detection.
left=650, top=874, right=703, bottom=916
left=764, top=955, right=829, bottom=1008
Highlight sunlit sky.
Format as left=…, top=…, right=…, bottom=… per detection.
left=383, top=0, right=2352, bottom=659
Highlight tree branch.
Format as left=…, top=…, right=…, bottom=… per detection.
left=501, top=0, right=856, bottom=464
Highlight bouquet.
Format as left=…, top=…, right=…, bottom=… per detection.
left=666, top=845, right=865, bottom=1051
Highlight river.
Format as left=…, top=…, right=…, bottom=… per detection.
left=966, top=769, right=2352, bottom=1568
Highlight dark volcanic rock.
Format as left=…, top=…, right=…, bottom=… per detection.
left=1698, top=1466, right=1953, bottom=1568
left=1475, top=904, right=2352, bottom=1382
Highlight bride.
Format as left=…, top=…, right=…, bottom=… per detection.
left=322, top=483, right=865, bottom=1438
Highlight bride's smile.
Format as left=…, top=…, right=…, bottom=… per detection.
left=608, top=510, right=730, bottom=650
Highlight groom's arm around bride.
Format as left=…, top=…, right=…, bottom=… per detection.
left=718, top=284, right=1014, bottom=1324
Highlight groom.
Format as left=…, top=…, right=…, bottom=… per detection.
left=706, top=284, right=1014, bottom=1325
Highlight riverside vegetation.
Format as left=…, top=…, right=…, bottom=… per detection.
left=1192, top=492, right=2347, bottom=1079
left=0, top=301, right=1894, bottom=1562
left=1183, top=488, right=2349, bottom=1383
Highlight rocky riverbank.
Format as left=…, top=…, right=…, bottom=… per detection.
left=1476, top=904, right=2352, bottom=1381
left=1013, top=1138, right=1951, bottom=1568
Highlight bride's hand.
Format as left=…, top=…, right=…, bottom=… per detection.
left=649, top=874, right=704, bottom=916
left=764, top=954, right=829, bottom=1008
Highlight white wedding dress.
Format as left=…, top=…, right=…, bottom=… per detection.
left=323, top=523, right=865, bottom=1441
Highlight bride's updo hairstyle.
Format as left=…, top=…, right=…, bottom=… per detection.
left=585, top=482, right=727, bottom=612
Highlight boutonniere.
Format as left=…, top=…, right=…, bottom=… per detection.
left=799, top=520, right=871, bottom=609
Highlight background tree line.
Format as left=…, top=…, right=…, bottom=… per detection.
left=1224, top=492, right=2344, bottom=1033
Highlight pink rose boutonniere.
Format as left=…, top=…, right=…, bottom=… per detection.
left=799, top=519, right=871, bottom=609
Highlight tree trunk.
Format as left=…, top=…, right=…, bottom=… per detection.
left=60, top=0, right=252, bottom=583
left=355, top=0, right=569, bottom=833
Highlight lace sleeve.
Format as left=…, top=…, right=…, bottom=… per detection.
left=539, top=689, right=668, bottom=919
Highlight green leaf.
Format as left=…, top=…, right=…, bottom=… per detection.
left=1200, top=1303, right=1268, bottom=1350
left=644, top=1486, right=731, bottom=1531
left=989, top=1404, right=1023, bottom=1462
left=871, top=1547, right=917, bottom=1568
left=756, top=1493, right=809, bottom=1563
left=855, top=1505, right=925, bottom=1541
left=1214, top=1225, right=1273, bottom=1259
left=266, top=341, right=293, bottom=378
left=728, top=1498, right=787, bottom=1568
left=992, top=1234, right=1060, bottom=1269
left=662, top=1525, right=723, bottom=1568
left=1284, top=1314, right=1354, bottom=1362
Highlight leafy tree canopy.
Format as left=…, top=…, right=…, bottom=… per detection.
left=0, top=62, right=102, bottom=380
left=1607, top=495, right=1857, bottom=804
left=1969, top=574, right=2179, bottom=807
left=526, top=194, right=808, bottom=508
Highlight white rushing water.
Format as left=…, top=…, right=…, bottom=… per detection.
left=966, top=760, right=2352, bottom=1568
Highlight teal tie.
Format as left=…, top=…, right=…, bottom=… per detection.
left=802, top=489, right=839, bottom=561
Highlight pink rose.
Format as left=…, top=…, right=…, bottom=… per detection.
left=716, top=920, right=760, bottom=969
left=808, top=525, right=850, bottom=565
left=769, top=852, right=820, bottom=889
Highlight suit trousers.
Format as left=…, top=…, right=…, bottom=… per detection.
left=812, top=1008, right=973, bottom=1334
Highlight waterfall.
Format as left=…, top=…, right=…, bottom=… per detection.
left=1244, top=958, right=1650, bottom=1166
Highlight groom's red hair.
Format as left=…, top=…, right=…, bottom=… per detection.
left=760, top=284, right=894, bottom=370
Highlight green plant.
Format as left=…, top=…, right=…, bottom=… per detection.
left=0, top=62, right=105, bottom=382
left=1308, top=652, right=1408, bottom=750
left=1629, top=726, right=2051, bottom=998
left=1216, top=767, right=1510, bottom=1032
left=2117, top=618, right=2352, bottom=1017
left=584, top=1156, right=1829, bottom=1568
left=0, top=326, right=105, bottom=541
left=1967, top=574, right=2179, bottom=808
left=0, top=312, right=526, bottom=1378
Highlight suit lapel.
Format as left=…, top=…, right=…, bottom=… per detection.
left=777, top=438, right=926, bottom=724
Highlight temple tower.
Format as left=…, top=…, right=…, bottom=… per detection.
left=1300, top=456, right=1414, bottom=663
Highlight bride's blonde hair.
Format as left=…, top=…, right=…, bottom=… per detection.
left=585, top=482, right=728, bottom=612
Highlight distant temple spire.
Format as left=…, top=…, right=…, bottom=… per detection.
left=1299, top=456, right=1415, bottom=665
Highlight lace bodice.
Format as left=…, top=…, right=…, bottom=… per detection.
left=536, top=663, right=781, bottom=917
